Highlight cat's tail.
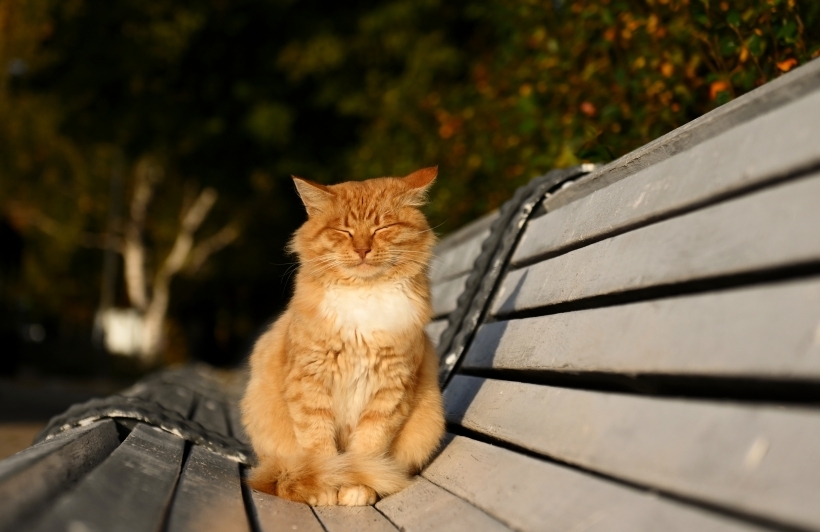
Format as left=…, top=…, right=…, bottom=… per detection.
left=248, top=453, right=411, bottom=503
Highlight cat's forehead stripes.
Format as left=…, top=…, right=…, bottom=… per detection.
left=334, top=184, right=401, bottom=226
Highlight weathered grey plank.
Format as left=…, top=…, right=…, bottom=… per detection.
left=250, top=489, right=324, bottom=532
left=469, top=278, right=820, bottom=379
left=513, top=87, right=820, bottom=266
left=0, top=420, right=120, bottom=532
left=376, top=477, right=511, bottom=532
left=424, top=435, right=765, bottom=532
left=424, top=319, right=449, bottom=348
left=539, top=56, right=820, bottom=213
left=494, top=172, right=820, bottom=315
left=430, top=228, right=490, bottom=283
left=314, top=506, right=398, bottom=532
left=29, top=423, right=185, bottom=532
left=165, top=445, right=250, bottom=532
left=165, top=398, right=249, bottom=531
left=445, top=376, right=820, bottom=531
left=431, top=273, right=468, bottom=318
left=433, top=210, right=499, bottom=255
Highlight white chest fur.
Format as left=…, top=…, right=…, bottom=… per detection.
left=320, top=282, right=421, bottom=338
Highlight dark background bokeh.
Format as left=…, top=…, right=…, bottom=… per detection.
left=1, top=0, right=818, bottom=388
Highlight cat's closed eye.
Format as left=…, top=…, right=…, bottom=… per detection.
left=331, top=228, right=353, bottom=237
left=373, top=224, right=398, bottom=235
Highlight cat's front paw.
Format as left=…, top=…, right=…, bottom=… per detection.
left=338, top=485, right=377, bottom=506
left=278, top=479, right=338, bottom=506
left=306, top=487, right=339, bottom=506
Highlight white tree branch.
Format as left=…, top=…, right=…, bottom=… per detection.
left=142, top=186, right=219, bottom=360
left=123, top=159, right=162, bottom=311
left=186, top=222, right=241, bottom=275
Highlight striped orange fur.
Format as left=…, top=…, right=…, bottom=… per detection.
left=241, top=168, right=445, bottom=506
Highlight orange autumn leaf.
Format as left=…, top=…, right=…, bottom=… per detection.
left=709, top=80, right=731, bottom=100
left=776, top=58, right=798, bottom=72
left=580, top=101, right=597, bottom=116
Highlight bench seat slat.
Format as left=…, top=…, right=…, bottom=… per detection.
left=165, top=445, right=250, bottom=532
left=494, top=172, right=820, bottom=316
left=376, top=477, right=512, bottom=532
left=250, top=489, right=325, bottom=532
left=0, top=420, right=120, bottom=532
left=314, top=506, right=398, bottom=532
left=424, top=435, right=766, bottom=532
left=29, top=423, right=185, bottom=532
left=165, top=396, right=249, bottom=530
left=514, top=80, right=820, bottom=266
left=444, top=376, right=820, bottom=531
left=432, top=273, right=469, bottom=318
left=468, top=278, right=820, bottom=378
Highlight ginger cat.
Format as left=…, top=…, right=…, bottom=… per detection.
left=241, top=167, right=445, bottom=506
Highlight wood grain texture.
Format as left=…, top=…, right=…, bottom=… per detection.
left=539, top=56, right=820, bottom=214
left=29, top=423, right=185, bottom=532
left=423, top=435, right=765, bottom=532
left=165, top=445, right=250, bottom=532
left=444, top=376, right=820, bottom=531
left=431, top=273, right=468, bottom=318
left=469, top=278, right=820, bottom=378
left=514, top=87, right=820, bottom=266
left=250, top=489, right=324, bottom=532
left=494, top=172, right=820, bottom=315
left=430, top=229, right=490, bottom=283
left=0, top=420, right=120, bottom=532
left=163, top=395, right=249, bottom=531
left=424, top=319, right=449, bottom=348
left=314, top=506, right=398, bottom=532
left=376, top=477, right=512, bottom=532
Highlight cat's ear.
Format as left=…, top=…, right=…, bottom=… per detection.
left=401, top=166, right=437, bottom=206
left=293, top=176, right=333, bottom=216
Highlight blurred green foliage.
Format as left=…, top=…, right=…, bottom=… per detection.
left=1, top=0, right=818, bottom=371
left=282, top=0, right=820, bottom=224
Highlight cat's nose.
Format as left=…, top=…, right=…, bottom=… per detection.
left=355, top=248, right=371, bottom=261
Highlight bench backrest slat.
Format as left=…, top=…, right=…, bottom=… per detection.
left=444, top=376, right=820, bottom=531
left=466, top=278, right=820, bottom=379
left=494, top=172, right=820, bottom=316
left=434, top=57, right=820, bottom=532
left=514, top=87, right=820, bottom=267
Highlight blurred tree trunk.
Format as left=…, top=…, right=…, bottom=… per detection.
left=120, top=157, right=238, bottom=364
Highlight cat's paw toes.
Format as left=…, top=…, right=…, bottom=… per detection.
left=278, top=479, right=338, bottom=506
left=338, top=485, right=377, bottom=506
left=306, top=487, right=338, bottom=506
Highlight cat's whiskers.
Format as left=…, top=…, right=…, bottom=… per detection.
left=283, top=255, right=340, bottom=289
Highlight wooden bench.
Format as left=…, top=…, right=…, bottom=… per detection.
left=2, top=56, right=820, bottom=532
